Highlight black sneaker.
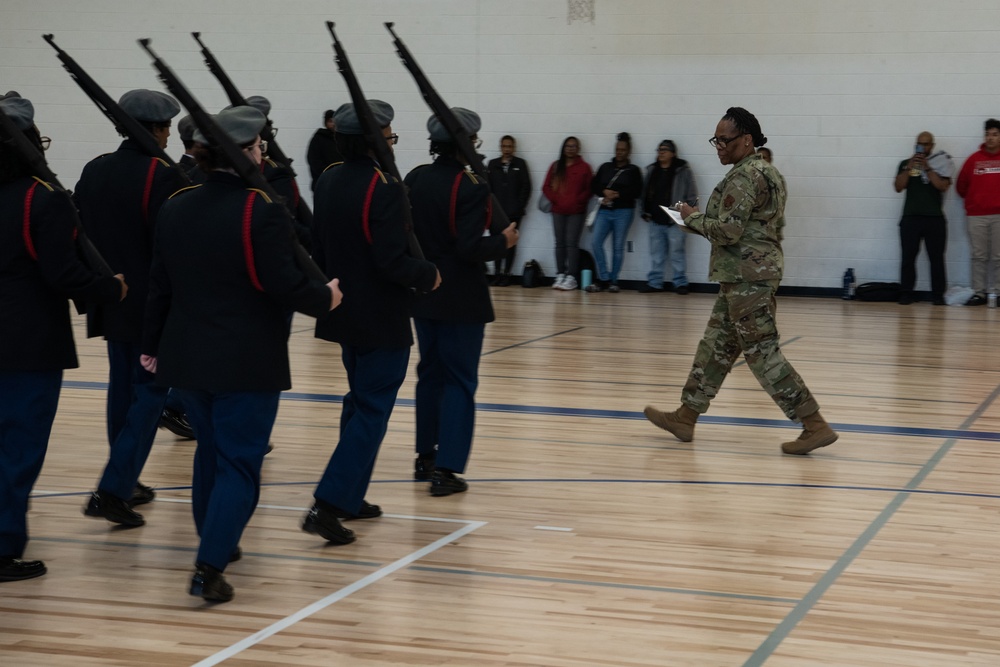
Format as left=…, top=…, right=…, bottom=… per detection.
left=0, top=557, right=47, bottom=582
left=330, top=500, right=383, bottom=520
left=130, top=483, right=156, bottom=507
left=302, top=506, right=356, bottom=544
left=966, top=293, right=987, bottom=306
left=414, top=455, right=436, bottom=481
left=638, top=284, right=665, bottom=293
left=675, top=285, right=690, bottom=295
left=190, top=564, right=234, bottom=602
left=83, top=490, right=145, bottom=527
left=429, top=470, right=469, bottom=497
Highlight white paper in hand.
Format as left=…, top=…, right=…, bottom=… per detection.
left=660, top=205, right=686, bottom=227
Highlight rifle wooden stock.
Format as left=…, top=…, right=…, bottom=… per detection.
left=326, top=21, right=424, bottom=260
left=43, top=33, right=188, bottom=184
left=384, top=22, right=509, bottom=230
left=138, top=38, right=328, bottom=284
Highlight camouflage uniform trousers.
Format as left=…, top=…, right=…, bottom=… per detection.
left=681, top=280, right=820, bottom=422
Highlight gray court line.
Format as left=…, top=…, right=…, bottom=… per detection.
left=408, top=566, right=800, bottom=604
left=481, top=326, right=584, bottom=356
left=741, top=382, right=1000, bottom=666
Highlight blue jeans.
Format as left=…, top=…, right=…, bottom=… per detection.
left=591, top=207, right=635, bottom=283
left=646, top=222, right=688, bottom=289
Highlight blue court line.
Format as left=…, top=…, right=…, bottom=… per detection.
left=61, top=382, right=1000, bottom=443
left=408, top=566, right=800, bottom=605
left=741, top=381, right=1000, bottom=666
left=30, top=536, right=381, bottom=567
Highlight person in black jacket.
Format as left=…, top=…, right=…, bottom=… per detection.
left=487, top=135, right=531, bottom=285
left=74, top=89, right=188, bottom=527
left=0, top=93, right=126, bottom=582
left=306, top=109, right=344, bottom=191
left=302, top=101, right=440, bottom=545
left=405, top=108, right=518, bottom=496
left=586, top=131, right=643, bottom=293
left=142, top=106, right=341, bottom=602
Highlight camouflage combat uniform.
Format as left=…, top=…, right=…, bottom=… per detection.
left=681, top=153, right=820, bottom=421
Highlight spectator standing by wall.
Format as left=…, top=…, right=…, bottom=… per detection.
left=542, top=136, right=592, bottom=291
left=586, top=132, right=642, bottom=293
left=639, top=139, right=697, bottom=294
left=487, top=135, right=531, bottom=286
left=956, top=118, right=1000, bottom=306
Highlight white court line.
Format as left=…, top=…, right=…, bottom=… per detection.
left=534, top=525, right=573, bottom=532
left=191, top=518, right=487, bottom=667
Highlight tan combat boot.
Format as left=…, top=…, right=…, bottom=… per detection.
left=781, top=411, right=838, bottom=455
left=643, top=404, right=699, bottom=442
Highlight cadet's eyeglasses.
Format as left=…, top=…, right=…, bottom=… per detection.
left=709, top=133, right=743, bottom=149
left=40, top=136, right=52, bottom=151
left=247, top=140, right=268, bottom=154
left=387, top=133, right=399, bottom=145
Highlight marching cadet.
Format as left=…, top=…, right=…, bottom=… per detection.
left=142, top=106, right=342, bottom=602
left=0, top=92, right=126, bottom=582
left=302, top=100, right=440, bottom=545
left=74, top=89, right=187, bottom=527
left=404, top=108, right=518, bottom=496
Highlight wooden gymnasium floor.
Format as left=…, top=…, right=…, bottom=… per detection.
left=2, top=285, right=1000, bottom=667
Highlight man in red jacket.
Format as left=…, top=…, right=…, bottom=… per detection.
left=956, top=118, right=1000, bottom=306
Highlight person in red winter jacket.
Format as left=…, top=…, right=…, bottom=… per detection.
left=542, top=137, right=592, bottom=290
left=956, top=118, right=1000, bottom=305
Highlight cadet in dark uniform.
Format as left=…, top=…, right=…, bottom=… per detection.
left=405, top=108, right=518, bottom=496
left=142, top=106, right=342, bottom=602
left=0, top=93, right=126, bottom=582
left=302, top=101, right=440, bottom=545
left=74, top=89, right=187, bottom=526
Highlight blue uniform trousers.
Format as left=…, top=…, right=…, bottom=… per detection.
left=176, top=389, right=278, bottom=571
left=314, top=346, right=409, bottom=513
left=98, top=341, right=169, bottom=500
left=414, top=319, right=484, bottom=473
left=0, top=370, right=61, bottom=558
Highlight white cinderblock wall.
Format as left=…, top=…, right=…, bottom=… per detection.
left=3, top=0, right=998, bottom=291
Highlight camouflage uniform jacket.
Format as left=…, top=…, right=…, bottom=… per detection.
left=684, top=153, right=786, bottom=283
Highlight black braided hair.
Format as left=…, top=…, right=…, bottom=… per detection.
left=722, top=107, right=767, bottom=148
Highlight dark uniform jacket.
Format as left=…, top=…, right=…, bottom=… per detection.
left=0, top=176, right=121, bottom=371
left=313, top=157, right=437, bottom=349
left=178, top=154, right=207, bottom=185
left=306, top=128, right=343, bottom=190
left=405, top=156, right=507, bottom=323
left=486, top=155, right=531, bottom=222
left=261, top=157, right=312, bottom=251
left=74, top=139, right=187, bottom=342
left=143, top=172, right=331, bottom=393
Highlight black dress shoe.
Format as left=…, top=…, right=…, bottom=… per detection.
left=302, top=506, right=356, bottom=544
left=130, top=482, right=156, bottom=507
left=159, top=408, right=195, bottom=439
left=414, top=455, right=436, bottom=481
left=0, top=557, right=47, bottom=582
left=429, top=470, right=469, bottom=497
left=229, top=546, right=242, bottom=563
left=331, top=500, right=383, bottom=520
left=83, top=490, right=145, bottom=527
left=933, top=297, right=946, bottom=305
left=190, top=564, right=234, bottom=602
left=898, top=293, right=914, bottom=305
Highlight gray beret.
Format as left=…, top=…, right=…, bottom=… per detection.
left=427, top=107, right=481, bottom=142
left=118, top=89, right=181, bottom=123
left=225, top=95, right=271, bottom=117
left=333, top=100, right=394, bottom=136
left=0, top=91, right=34, bottom=131
left=177, top=115, right=195, bottom=143
left=192, top=106, right=266, bottom=147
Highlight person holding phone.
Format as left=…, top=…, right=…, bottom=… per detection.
left=893, top=131, right=954, bottom=305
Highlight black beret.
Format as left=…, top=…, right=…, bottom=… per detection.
left=427, top=107, right=480, bottom=142
left=333, top=100, right=394, bottom=135
left=118, top=89, right=181, bottom=123
left=225, top=95, right=271, bottom=117
left=192, top=106, right=266, bottom=147
left=0, top=91, right=34, bottom=131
